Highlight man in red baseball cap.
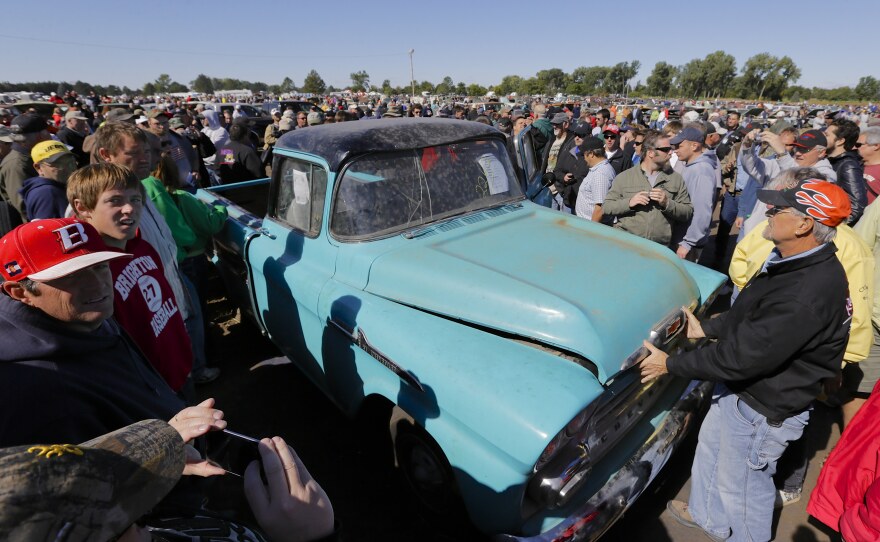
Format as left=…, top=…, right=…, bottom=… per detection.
left=639, top=178, right=852, bottom=540
left=757, top=178, right=851, bottom=229
left=0, top=217, right=186, bottom=447
left=0, top=218, right=129, bottom=328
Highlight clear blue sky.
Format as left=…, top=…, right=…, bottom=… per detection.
left=3, top=0, right=875, bottom=92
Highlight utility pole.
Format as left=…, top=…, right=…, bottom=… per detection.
left=409, top=49, right=415, bottom=99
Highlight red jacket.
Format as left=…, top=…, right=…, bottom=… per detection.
left=839, top=452, right=880, bottom=541
left=808, top=380, right=880, bottom=534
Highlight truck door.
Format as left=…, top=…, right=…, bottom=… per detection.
left=514, top=125, right=553, bottom=207
left=246, top=156, right=337, bottom=385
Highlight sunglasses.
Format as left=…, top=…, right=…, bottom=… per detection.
left=765, top=207, right=795, bottom=218
left=634, top=140, right=644, bottom=146
left=604, top=133, right=618, bottom=139
left=654, top=146, right=672, bottom=153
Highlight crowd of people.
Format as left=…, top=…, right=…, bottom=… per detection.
left=510, top=100, right=880, bottom=541
left=2, top=86, right=880, bottom=540
left=525, top=103, right=880, bottom=540
left=0, top=94, right=341, bottom=540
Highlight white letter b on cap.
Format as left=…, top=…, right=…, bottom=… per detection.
left=54, top=223, right=89, bottom=252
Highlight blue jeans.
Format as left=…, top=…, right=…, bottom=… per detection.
left=181, top=273, right=207, bottom=375
left=550, top=192, right=571, bottom=214
left=688, top=384, right=810, bottom=541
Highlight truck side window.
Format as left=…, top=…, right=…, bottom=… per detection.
left=272, top=158, right=327, bottom=236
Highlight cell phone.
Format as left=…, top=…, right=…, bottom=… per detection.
left=205, top=428, right=262, bottom=477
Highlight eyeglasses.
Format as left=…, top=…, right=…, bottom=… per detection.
left=654, top=146, right=672, bottom=153
left=604, top=134, right=617, bottom=139
left=634, top=140, right=644, bottom=146
left=765, top=207, right=795, bottom=218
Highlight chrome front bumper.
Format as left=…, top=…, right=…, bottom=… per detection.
left=494, top=379, right=712, bottom=542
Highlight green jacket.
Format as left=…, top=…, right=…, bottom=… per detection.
left=142, top=176, right=196, bottom=261
left=171, top=190, right=227, bottom=257
left=0, top=149, right=36, bottom=220
left=142, top=176, right=228, bottom=259
left=602, top=165, right=693, bottom=246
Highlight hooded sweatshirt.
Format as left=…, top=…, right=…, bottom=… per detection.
left=200, top=110, right=230, bottom=165
left=19, top=176, right=68, bottom=220
left=0, top=294, right=184, bottom=447
left=673, top=151, right=719, bottom=250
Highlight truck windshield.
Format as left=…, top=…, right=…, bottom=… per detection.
left=331, top=139, right=523, bottom=239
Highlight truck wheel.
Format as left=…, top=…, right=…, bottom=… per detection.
left=390, top=410, right=462, bottom=517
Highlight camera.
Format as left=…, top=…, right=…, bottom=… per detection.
left=204, top=428, right=262, bottom=477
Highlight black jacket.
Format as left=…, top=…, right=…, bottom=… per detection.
left=0, top=294, right=184, bottom=447
left=606, top=148, right=632, bottom=176
left=552, top=137, right=587, bottom=209
left=217, top=140, right=264, bottom=184
left=667, top=243, right=850, bottom=422
left=828, top=151, right=867, bottom=225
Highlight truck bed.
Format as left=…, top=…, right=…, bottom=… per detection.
left=202, top=177, right=271, bottom=220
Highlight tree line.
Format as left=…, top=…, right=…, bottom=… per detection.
left=2, top=51, right=878, bottom=103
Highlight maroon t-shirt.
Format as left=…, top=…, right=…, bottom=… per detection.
left=110, top=235, right=192, bottom=391
left=865, top=164, right=880, bottom=205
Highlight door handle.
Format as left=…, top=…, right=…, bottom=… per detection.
left=257, top=227, right=277, bottom=240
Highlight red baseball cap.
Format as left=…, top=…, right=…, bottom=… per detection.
left=757, top=179, right=851, bottom=227
left=603, top=124, right=620, bottom=135
left=0, top=218, right=130, bottom=282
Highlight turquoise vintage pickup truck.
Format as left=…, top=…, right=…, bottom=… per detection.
left=197, top=118, right=725, bottom=541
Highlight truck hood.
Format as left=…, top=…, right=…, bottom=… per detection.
left=363, top=207, right=703, bottom=383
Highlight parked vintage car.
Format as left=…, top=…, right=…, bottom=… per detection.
left=197, top=118, right=725, bottom=541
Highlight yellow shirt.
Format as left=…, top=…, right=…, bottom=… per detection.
left=854, top=199, right=880, bottom=331
left=729, top=220, right=874, bottom=362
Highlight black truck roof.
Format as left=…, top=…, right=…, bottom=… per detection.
left=275, top=117, right=505, bottom=171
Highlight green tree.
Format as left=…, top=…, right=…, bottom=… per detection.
left=72, top=80, right=93, bottom=96
left=605, top=61, right=641, bottom=95
left=855, top=76, right=880, bottom=101
left=782, top=85, right=812, bottom=101
left=435, top=75, right=455, bottom=94
left=535, top=68, right=568, bottom=94
left=520, top=77, right=544, bottom=96
left=381, top=79, right=393, bottom=94
left=168, top=81, right=188, bottom=93
left=676, top=58, right=708, bottom=98
left=142, top=82, right=156, bottom=95
left=301, top=69, right=326, bottom=94
left=153, top=74, right=172, bottom=93
left=466, top=83, right=487, bottom=96
left=191, top=74, right=214, bottom=94
left=702, top=51, right=737, bottom=97
left=455, top=82, right=467, bottom=95
left=570, top=66, right=610, bottom=95
left=279, top=77, right=295, bottom=94
left=495, top=75, right=524, bottom=96
left=350, top=70, right=370, bottom=91
left=738, top=53, right=801, bottom=101
left=646, top=61, right=677, bottom=97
